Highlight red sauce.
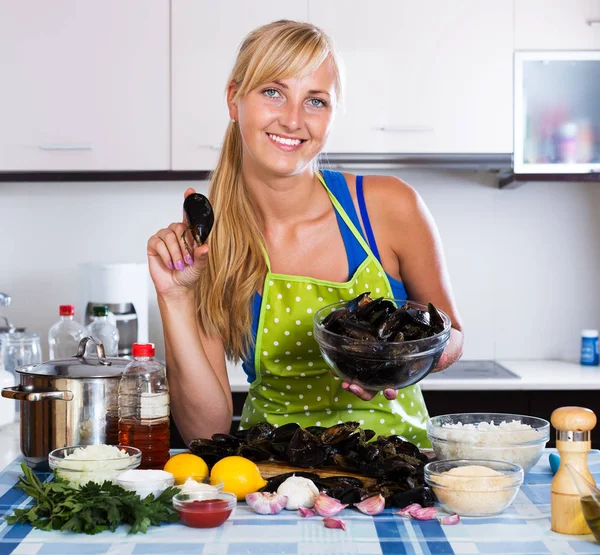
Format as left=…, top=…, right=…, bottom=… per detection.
left=177, top=499, right=233, bottom=528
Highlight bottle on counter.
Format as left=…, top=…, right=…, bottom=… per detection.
left=48, top=305, right=85, bottom=360
left=580, top=329, right=599, bottom=366
left=118, top=343, right=170, bottom=469
left=85, top=305, right=119, bottom=357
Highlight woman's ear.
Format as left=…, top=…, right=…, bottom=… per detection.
left=227, top=81, right=239, bottom=122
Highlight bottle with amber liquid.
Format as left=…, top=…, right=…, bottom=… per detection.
left=118, top=343, right=170, bottom=469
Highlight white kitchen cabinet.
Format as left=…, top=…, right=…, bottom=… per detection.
left=0, top=1, right=170, bottom=171
left=515, top=0, right=600, bottom=50
left=309, top=0, right=514, bottom=154
left=171, top=1, right=309, bottom=170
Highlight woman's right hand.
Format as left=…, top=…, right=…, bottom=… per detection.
left=147, top=188, right=210, bottom=300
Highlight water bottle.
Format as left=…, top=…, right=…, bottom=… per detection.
left=580, top=329, right=599, bottom=366
left=118, top=343, right=170, bottom=469
left=85, top=305, right=119, bottom=357
left=48, top=305, right=85, bottom=360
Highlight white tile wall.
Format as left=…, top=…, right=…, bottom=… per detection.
left=1, top=170, right=599, bottom=365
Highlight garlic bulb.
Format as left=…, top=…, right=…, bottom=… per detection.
left=245, top=492, right=288, bottom=515
left=276, top=476, right=319, bottom=510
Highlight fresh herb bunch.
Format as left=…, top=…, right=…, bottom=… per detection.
left=6, top=463, right=180, bottom=535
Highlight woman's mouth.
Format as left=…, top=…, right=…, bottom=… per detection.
left=267, top=133, right=306, bottom=152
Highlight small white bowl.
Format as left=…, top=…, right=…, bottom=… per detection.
left=116, top=469, right=175, bottom=499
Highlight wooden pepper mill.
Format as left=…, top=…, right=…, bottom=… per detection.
left=551, top=406, right=597, bottom=535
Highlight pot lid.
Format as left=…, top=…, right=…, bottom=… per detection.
left=16, top=337, right=129, bottom=379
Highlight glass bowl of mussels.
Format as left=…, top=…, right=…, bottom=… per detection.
left=314, top=294, right=451, bottom=391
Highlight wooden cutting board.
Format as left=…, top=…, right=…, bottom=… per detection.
left=256, top=460, right=377, bottom=487
left=256, top=450, right=434, bottom=487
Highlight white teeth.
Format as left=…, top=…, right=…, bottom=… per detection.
left=268, top=134, right=302, bottom=146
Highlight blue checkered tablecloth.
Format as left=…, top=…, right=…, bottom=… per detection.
left=0, top=450, right=599, bottom=555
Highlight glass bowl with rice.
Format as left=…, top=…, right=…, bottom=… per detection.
left=424, top=459, right=524, bottom=516
left=49, top=445, right=141, bottom=488
left=427, top=413, right=550, bottom=475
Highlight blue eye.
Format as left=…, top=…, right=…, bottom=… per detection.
left=263, top=88, right=281, bottom=98
left=308, top=98, right=326, bottom=108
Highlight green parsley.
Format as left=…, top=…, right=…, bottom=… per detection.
left=6, top=463, right=180, bottom=535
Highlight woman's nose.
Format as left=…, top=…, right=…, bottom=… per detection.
left=279, top=100, right=302, bottom=132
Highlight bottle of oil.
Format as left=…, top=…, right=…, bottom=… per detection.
left=566, top=464, right=600, bottom=541
left=118, top=343, right=170, bottom=469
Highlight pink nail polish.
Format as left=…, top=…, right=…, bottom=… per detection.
left=175, top=260, right=185, bottom=271
left=184, top=254, right=193, bottom=265
left=167, top=260, right=174, bottom=270
left=349, top=385, right=360, bottom=395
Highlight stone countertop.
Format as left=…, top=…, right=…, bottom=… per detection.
left=226, top=359, right=600, bottom=392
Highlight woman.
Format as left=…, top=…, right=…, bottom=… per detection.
left=147, top=20, right=463, bottom=447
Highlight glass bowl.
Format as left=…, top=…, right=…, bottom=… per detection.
left=49, top=445, right=141, bottom=487
left=173, top=491, right=237, bottom=528
left=116, top=469, right=174, bottom=498
left=424, top=459, right=524, bottom=516
left=427, top=413, right=550, bottom=474
left=314, top=299, right=451, bottom=391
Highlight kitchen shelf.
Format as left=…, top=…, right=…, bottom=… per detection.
left=498, top=171, right=600, bottom=189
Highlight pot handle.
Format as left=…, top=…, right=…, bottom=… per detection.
left=1, top=386, right=74, bottom=402
left=74, top=337, right=111, bottom=366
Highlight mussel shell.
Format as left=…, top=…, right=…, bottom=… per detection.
left=183, top=193, right=214, bottom=245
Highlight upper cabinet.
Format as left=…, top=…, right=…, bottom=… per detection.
left=515, top=0, right=600, bottom=50
left=308, top=0, right=514, bottom=154
left=171, top=1, right=309, bottom=170
left=0, top=1, right=170, bottom=171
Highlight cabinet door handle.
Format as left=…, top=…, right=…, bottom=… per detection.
left=376, top=125, right=434, bottom=133
left=588, top=20, right=600, bottom=27
left=198, top=144, right=221, bottom=150
left=38, top=144, right=94, bottom=151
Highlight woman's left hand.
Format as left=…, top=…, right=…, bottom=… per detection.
left=341, top=381, right=398, bottom=401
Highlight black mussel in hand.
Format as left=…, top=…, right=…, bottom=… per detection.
left=182, top=193, right=214, bottom=253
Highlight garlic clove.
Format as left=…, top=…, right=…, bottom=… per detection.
left=245, top=492, right=288, bottom=515
left=298, top=507, right=316, bottom=517
left=395, top=503, right=422, bottom=517
left=313, top=493, right=348, bottom=516
left=411, top=507, right=438, bottom=520
left=354, top=494, right=385, bottom=516
left=323, top=517, right=347, bottom=530
left=440, top=513, right=460, bottom=525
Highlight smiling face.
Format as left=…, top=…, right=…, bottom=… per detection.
left=228, top=58, right=337, bottom=178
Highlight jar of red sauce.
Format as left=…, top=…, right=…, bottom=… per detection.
left=173, top=491, right=237, bottom=528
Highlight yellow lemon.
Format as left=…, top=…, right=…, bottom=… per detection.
left=210, top=456, right=267, bottom=501
left=163, top=453, right=209, bottom=484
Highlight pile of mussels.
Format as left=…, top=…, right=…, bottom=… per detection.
left=190, top=421, right=433, bottom=508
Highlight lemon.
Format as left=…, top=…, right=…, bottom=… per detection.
left=210, top=456, right=267, bottom=501
left=163, top=453, right=209, bottom=484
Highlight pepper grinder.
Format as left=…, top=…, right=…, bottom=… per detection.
left=551, top=406, right=597, bottom=535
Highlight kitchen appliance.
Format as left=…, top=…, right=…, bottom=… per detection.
left=1, top=337, right=130, bottom=469
left=80, top=263, right=148, bottom=357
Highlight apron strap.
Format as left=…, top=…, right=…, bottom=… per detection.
left=316, top=172, right=374, bottom=256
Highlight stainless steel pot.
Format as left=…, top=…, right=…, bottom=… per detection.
left=1, top=337, right=130, bottom=469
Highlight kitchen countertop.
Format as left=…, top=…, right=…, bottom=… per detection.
left=226, top=359, right=600, bottom=392
left=0, top=419, right=598, bottom=554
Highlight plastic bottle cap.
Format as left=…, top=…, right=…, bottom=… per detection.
left=581, top=329, right=599, bottom=338
left=132, top=343, right=155, bottom=357
left=92, top=305, right=108, bottom=317
left=59, top=305, right=75, bottom=316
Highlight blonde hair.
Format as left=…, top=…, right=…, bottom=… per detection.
left=196, top=20, right=343, bottom=362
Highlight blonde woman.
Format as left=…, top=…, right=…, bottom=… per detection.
left=147, top=20, right=463, bottom=446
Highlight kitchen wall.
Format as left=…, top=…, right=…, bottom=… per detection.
left=2, top=170, right=600, bottom=366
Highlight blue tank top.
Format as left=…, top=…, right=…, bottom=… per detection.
left=242, top=170, right=407, bottom=381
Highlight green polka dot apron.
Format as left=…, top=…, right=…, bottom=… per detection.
left=239, top=172, right=430, bottom=447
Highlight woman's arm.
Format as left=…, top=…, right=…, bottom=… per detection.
left=341, top=174, right=464, bottom=400
left=160, top=293, right=233, bottom=444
